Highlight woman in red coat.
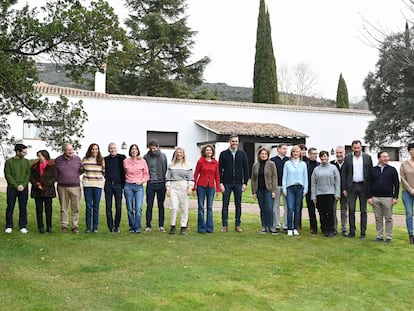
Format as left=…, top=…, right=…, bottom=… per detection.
left=30, top=150, right=57, bottom=233
left=193, top=144, right=221, bottom=233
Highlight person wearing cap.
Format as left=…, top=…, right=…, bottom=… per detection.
left=4, top=143, right=31, bottom=233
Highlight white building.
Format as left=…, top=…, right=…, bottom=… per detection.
left=2, top=82, right=394, bottom=177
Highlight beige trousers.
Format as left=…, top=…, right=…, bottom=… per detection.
left=169, top=180, right=190, bottom=227
left=372, top=196, right=393, bottom=240
left=57, top=185, right=81, bottom=229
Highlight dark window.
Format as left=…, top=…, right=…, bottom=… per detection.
left=379, top=147, right=400, bottom=161
left=147, top=131, right=177, bottom=148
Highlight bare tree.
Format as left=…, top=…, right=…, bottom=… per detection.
left=292, top=62, right=318, bottom=105
left=277, top=63, right=292, bottom=104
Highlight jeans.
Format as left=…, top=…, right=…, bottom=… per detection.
left=34, top=197, right=53, bottom=230
left=125, top=182, right=144, bottom=232
left=104, top=182, right=123, bottom=231
left=402, top=190, right=414, bottom=235
left=5, top=186, right=28, bottom=229
left=197, top=185, right=215, bottom=232
left=256, top=190, right=274, bottom=229
left=146, top=182, right=166, bottom=228
left=84, top=187, right=102, bottom=231
left=286, top=185, right=304, bottom=230
left=222, top=183, right=243, bottom=227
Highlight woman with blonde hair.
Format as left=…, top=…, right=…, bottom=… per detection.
left=166, top=147, right=194, bottom=235
left=251, top=147, right=278, bottom=234
left=282, top=145, right=308, bottom=236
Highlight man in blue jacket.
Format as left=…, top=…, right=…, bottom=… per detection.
left=219, top=134, right=249, bottom=233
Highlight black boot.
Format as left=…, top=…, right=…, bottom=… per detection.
left=169, top=226, right=176, bottom=235
left=180, top=227, right=186, bottom=235
left=410, top=235, right=414, bottom=244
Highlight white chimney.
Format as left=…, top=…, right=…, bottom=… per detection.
left=94, top=64, right=106, bottom=93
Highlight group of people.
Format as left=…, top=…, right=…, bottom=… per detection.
left=3, top=137, right=414, bottom=244
left=253, top=140, right=412, bottom=244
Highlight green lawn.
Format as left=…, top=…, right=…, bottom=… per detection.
left=0, top=192, right=413, bottom=310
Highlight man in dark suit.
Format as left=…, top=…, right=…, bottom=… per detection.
left=330, top=146, right=348, bottom=236
left=341, top=140, right=373, bottom=239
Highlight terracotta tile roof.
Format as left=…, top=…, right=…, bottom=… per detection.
left=35, top=82, right=372, bottom=116
left=194, top=120, right=308, bottom=138
left=35, top=82, right=109, bottom=98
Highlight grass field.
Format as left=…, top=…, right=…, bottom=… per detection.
left=0, top=192, right=413, bottom=310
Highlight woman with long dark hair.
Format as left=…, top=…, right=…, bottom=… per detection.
left=123, top=144, right=149, bottom=233
left=82, top=143, right=105, bottom=233
left=30, top=150, right=57, bottom=233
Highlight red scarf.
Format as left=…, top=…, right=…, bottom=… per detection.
left=39, top=161, right=48, bottom=176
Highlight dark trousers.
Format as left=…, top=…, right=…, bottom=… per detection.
left=5, top=186, right=28, bottom=229
left=146, top=182, right=166, bottom=228
left=316, top=194, right=335, bottom=234
left=306, top=192, right=318, bottom=232
left=104, top=182, right=123, bottom=231
left=347, top=182, right=367, bottom=235
left=222, top=183, right=243, bottom=227
left=34, top=197, right=53, bottom=230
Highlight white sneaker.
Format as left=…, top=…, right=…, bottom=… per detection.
left=144, top=227, right=152, bottom=233
left=159, top=227, right=166, bottom=232
left=20, top=228, right=28, bottom=234
left=5, top=228, right=12, bottom=233
left=287, top=230, right=293, bottom=236
left=293, top=229, right=299, bottom=236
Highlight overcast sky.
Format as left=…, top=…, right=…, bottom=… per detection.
left=106, top=0, right=412, bottom=101
left=24, top=0, right=412, bottom=101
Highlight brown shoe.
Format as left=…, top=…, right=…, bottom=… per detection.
left=221, top=226, right=228, bottom=232
left=72, top=227, right=79, bottom=234
left=61, top=227, right=68, bottom=233
left=235, top=226, right=243, bottom=233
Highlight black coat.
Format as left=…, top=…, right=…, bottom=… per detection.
left=341, top=153, right=373, bottom=192
left=30, top=160, right=57, bottom=198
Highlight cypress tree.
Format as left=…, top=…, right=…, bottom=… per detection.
left=253, top=0, right=279, bottom=104
left=336, top=73, right=349, bottom=108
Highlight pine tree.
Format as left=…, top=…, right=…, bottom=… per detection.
left=336, top=73, right=349, bottom=108
left=364, top=23, right=414, bottom=146
left=253, top=0, right=279, bottom=104
left=107, top=0, right=210, bottom=98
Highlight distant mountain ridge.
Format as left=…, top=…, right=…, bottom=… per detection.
left=37, top=62, right=368, bottom=109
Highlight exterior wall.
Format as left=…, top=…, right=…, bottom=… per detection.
left=0, top=94, right=377, bottom=177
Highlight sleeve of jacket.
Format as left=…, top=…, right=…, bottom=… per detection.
left=242, top=151, right=249, bottom=185
left=310, top=168, right=317, bottom=200
left=333, top=166, right=341, bottom=198
left=270, top=161, right=278, bottom=193
left=193, top=159, right=201, bottom=190
left=366, top=167, right=373, bottom=198
left=218, top=152, right=224, bottom=184
left=393, top=167, right=400, bottom=199
left=251, top=163, right=257, bottom=194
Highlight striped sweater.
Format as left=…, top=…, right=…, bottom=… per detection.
left=82, top=157, right=105, bottom=188
left=166, top=163, right=194, bottom=190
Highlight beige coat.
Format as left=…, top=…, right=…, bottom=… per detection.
left=251, top=160, right=277, bottom=194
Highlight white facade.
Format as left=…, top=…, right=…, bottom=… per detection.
left=1, top=86, right=379, bottom=177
